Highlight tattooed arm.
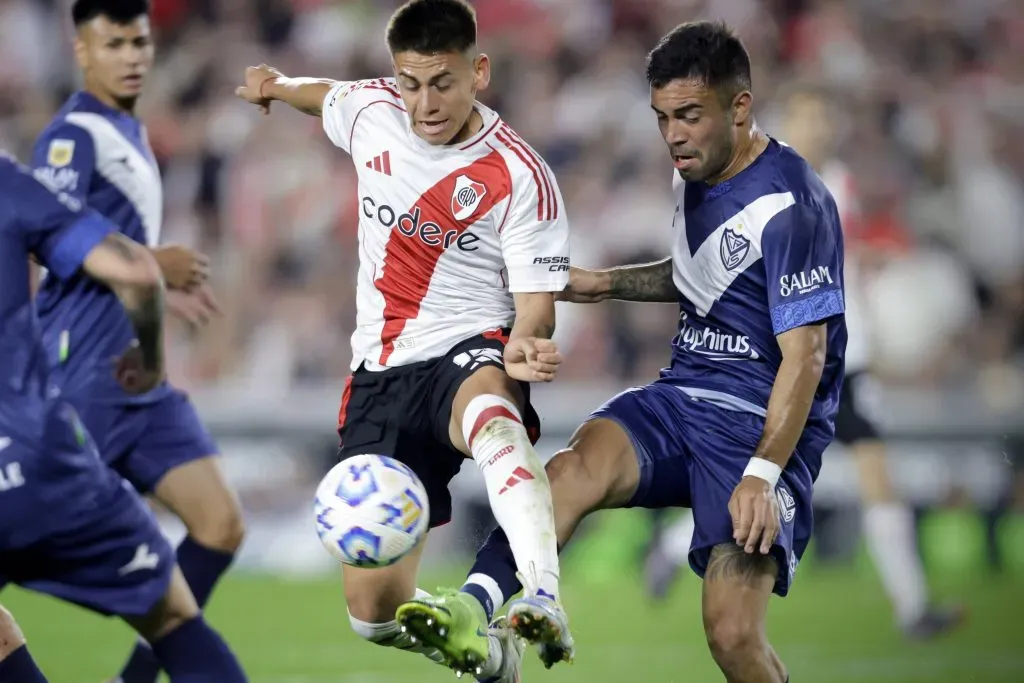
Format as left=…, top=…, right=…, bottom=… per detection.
left=562, top=257, right=677, bottom=303
left=82, top=233, right=165, bottom=375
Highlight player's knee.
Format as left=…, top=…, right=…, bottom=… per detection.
left=0, top=604, right=27, bottom=659
left=189, top=500, right=246, bottom=553
left=546, top=447, right=613, bottom=512
left=545, top=448, right=585, bottom=485
left=704, top=611, right=763, bottom=662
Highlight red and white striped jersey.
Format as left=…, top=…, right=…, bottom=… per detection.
left=321, top=78, right=570, bottom=371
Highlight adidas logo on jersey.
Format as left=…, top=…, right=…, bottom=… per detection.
left=452, top=348, right=504, bottom=370
left=366, top=151, right=392, bottom=176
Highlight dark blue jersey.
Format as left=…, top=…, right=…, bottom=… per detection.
left=32, top=91, right=166, bottom=405
left=0, top=156, right=113, bottom=439
left=663, top=139, right=847, bottom=477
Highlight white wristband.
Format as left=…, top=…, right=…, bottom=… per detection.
left=743, top=458, right=782, bottom=488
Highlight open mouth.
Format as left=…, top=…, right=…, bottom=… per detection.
left=673, top=154, right=697, bottom=170
left=122, top=74, right=144, bottom=88
left=419, top=119, right=449, bottom=136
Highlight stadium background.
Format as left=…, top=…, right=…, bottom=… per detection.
left=2, top=0, right=1023, bottom=680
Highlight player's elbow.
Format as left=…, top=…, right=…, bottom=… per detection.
left=805, top=341, right=826, bottom=376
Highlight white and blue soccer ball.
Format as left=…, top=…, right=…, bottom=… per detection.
left=314, top=454, right=430, bottom=568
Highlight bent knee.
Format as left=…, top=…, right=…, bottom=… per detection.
left=705, top=613, right=764, bottom=658
left=188, top=501, right=246, bottom=552
left=547, top=439, right=637, bottom=510
left=545, top=448, right=586, bottom=485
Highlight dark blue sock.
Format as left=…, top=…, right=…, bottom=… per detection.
left=118, top=537, right=236, bottom=683
left=175, top=536, right=236, bottom=606
left=0, top=645, right=48, bottom=682
left=460, top=527, right=523, bottom=622
left=151, top=616, right=246, bottom=682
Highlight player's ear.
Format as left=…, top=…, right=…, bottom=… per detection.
left=731, top=90, right=753, bottom=127
left=472, top=52, right=491, bottom=92
left=73, top=34, right=89, bottom=71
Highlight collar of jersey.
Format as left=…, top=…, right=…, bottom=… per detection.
left=703, top=136, right=781, bottom=200
left=75, top=90, right=138, bottom=125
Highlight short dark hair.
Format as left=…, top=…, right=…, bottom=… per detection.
left=645, top=21, right=751, bottom=99
left=72, top=0, right=150, bottom=26
left=386, top=0, right=477, bottom=55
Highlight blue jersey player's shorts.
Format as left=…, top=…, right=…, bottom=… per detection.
left=0, top=401, right=175, bottom=617
left=592, top=381, right=821, bottom=596
left=73, top=388, right=219, bottom=494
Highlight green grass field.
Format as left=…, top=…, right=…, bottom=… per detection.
left=6, top=509, right=1024, bottom=682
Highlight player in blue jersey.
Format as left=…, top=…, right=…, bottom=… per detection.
left=0, top=156, right=247, bottom=682
left=644, top=83, right=966, bottom=640
left=30, top=3, right=242, bottom=682
left=402, top=22, right=846, bottom=681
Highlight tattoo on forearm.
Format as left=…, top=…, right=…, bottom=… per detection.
left=129, top=287, right=164, bottom=372
left=704, top=543, right=778, bottom=586
left=103, top=234, right=164, bottom=371
left=607, top=257, right=676, bottom=302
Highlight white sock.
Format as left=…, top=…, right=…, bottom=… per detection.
left=661, top=510, right=695, bottom=565
left=462, top=394, right=560, bottom=600
left=347, top=589, right=445, bottom=664
left=863, top=502, right=929, bottom=624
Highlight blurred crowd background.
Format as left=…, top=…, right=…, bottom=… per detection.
left=1, top=0, right=1023, bottom=574
left=1, top=0, right=1020, bottom=392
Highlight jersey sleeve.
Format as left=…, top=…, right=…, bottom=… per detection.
left=760, top=203, right=845, bottom=335
left=322, top=78, right=402, bottom=154
left=499, top=161, right=571, bottom=292
left=2, top=159, right=113, bottom=280
left=30, top=122, right=95, bottom=201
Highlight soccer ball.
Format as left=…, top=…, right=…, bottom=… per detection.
left=314, top=454, right=430, bottom=568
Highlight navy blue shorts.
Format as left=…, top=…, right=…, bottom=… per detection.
left=592, top=382, right=818, bottom=596
left=74, top=389, right=219, bottom=494
left=0, top=402, right=175, bottom=617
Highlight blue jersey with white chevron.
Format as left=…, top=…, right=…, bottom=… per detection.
left=32, top=91, right=167, bottom=405
left=665, top=138, right=846, bottom=474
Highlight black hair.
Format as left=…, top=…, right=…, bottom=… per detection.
left=645, top=21, right=751, bottom=99
left=72, top=0, right=150, bottom=26
left=386, top=0, right=477, bottom=55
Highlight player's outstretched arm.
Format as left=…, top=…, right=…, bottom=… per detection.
left=82, top=233, right=166, bottom=388
left=235, top=64, right=336, bottom=117
left=563, top=257, right=677, bottom=303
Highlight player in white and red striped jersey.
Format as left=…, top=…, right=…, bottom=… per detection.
left=235, top=1, right=570, bottom=680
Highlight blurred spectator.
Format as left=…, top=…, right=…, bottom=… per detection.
left=4, top=0, right=1020, bottom=395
